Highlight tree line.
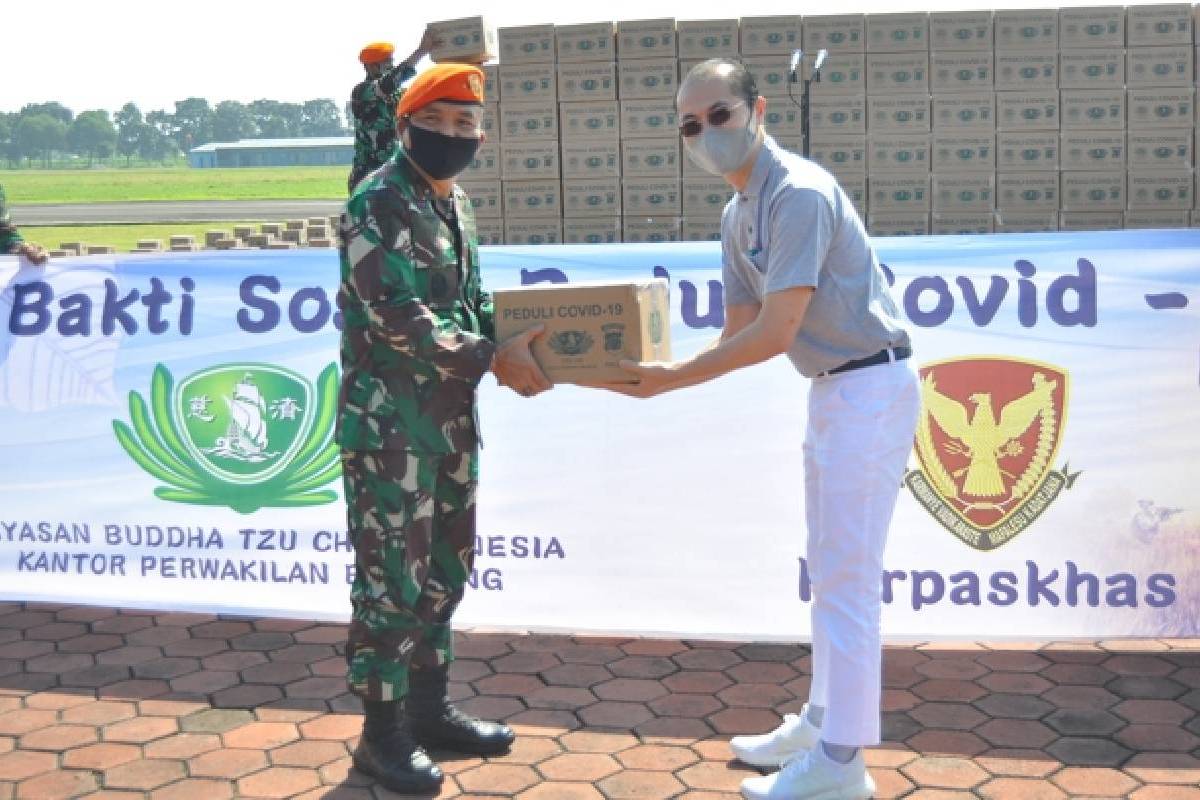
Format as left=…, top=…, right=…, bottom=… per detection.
left=1, top=98, right=350, bottom=168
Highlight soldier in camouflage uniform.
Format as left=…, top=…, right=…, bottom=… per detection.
left=337, top=63, right=549, bottom=795
left=348, top=29, right=438, bottom=193
left=0, top=185, right=48, bottom=264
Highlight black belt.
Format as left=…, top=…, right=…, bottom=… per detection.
left=822, top=346, right=912, bottom=377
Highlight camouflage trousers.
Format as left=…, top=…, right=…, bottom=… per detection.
left=341, top=449, right=478, bottom=702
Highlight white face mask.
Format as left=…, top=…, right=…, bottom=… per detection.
left=681, top=102, right=758, bottom=177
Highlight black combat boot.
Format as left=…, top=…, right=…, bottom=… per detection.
left=352, top=699, right=444, bottom=794
left=408, top=664, right=516, bottom=755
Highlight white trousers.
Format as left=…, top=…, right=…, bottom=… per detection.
left=804, top=357, right=920, bottom=746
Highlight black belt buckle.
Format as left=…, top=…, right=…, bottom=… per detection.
left=825, top=345, right=911, bottom=376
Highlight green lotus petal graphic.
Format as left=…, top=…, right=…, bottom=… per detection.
left=113, top=421, right=202, bottom=491
left=151, top=365, right=199, bottom=469
left=127, top=392, right=202, bottom=488
left=274, top=491, right=340, bottom=507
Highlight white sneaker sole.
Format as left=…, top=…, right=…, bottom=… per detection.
left=730, top=743, right=809, bottom=768
left=740, top=774, right=876, bottom=800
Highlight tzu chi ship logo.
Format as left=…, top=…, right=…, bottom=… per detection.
left=905, top=357, right=1081, bottom=551
left=112, top=363, right=341, bottom=513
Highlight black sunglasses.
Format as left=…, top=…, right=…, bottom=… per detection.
left=678, top=101, right=746, bottom=138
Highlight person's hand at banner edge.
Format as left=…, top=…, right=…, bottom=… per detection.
left=492, top=324, right=552, bottom=397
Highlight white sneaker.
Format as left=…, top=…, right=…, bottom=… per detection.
left=729, top=704, right=821, bottom=768
left=740, top=746, right=875, bottom=800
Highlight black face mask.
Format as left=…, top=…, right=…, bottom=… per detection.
left=404, top=123, right=481, bottom=180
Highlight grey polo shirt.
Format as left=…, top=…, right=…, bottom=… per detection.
left=721, top=136, right=911, bottom=378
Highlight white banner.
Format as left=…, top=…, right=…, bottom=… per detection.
left=1, top=230, right=1198, bottom=639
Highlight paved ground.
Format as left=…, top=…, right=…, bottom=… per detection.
left=11, top=201, right=343, bottom=226
left=1, top=602, right=1198, bottom=799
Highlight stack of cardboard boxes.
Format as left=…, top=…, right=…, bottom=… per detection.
left=451, top=7, right=1199, bottom=241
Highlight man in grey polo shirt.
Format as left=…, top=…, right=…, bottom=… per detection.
left=597, top=58, right=920, bottom=800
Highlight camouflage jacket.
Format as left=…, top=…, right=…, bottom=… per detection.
left=350, top=62, right=417, bottom=179
left=0, top=185, right=24, bottom=254
left=336, top=150, right=496, bottom=454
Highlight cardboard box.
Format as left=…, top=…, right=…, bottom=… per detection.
left=763, top=104, right=801, bottom=139
left=458, top=180, right=503, bottom=218
left=502, top=179, right=562, bottom=217
left=869, top=135, right=931, bottom=172
left=622, top=179, right=682, bottom=216
left=804, top=15, right=866, bottom=52
left=482, top=103, right=500, bottom=140
left=678, top=19, right=740, bottom=58
left=556, top=62, right=617, bottom=102
left=556, top=22, right=616, bottom=62
left=1126, top=46, right=1194, bottom=87
left=995, top=51, right=1058, bottom=90
left=481, top=66, right=500, bottom=103
left=1125, top=209, right=1190, bottom=227
left=837, top=174, right=868, bottom=217
left=1061, top=90, right=1126, bottom=129
left=464, top=139, right=500, bottom=179
left=867, top=54, right=930, bottom=95
left=561, top=140, right=621, bottom=178
left=869, top=172, right=931, bottom=210
left=933, top=92, right=996, bottom=130
left=499, top=24, right=555, bottom=64
left=1060, top=132, right=1126, bottom=169
left=622, top=216, right=682, bottom=243
left=866, top=13, right=930, bottom=53
left=1060, top=170, right=1125, bottom=210
left=559, top=102, right=620, bottom=141
left=1059, top=49, right=1125, bottom=89
left=994, top=210, right=1058, bottom=231
left=932, top=134, right=996, bottom=171
left=429, top=16, right=497, bottom=63
left=475, top=217, right=504, bottom=245
left=997, top=91, right=1060, bottom=131
left=813, top=95, right=868, bottom=134
left=1060, top=211, right=1125, bottom=230
left=994, top=10, right=1058, bottom=50
left=932, top=171, right=996, bottom=210
left=493, top=280, right=670, bottom=383
left=1127, top=169, right=1194, bottom=207
left=1059, top=7, right=1125, bottom=48
left=503, top=218, right=562, bottom=244
left=997, top=132, right=1059, bottom=170
left=501, top=142, right=559, bottom=180
left=620, top=100, right=678, bottom=138
left=499, top=64, right=556, bottom=103
left=1193, top=208, right=1200, bottom=227
left=996, top=172, right=1059, bottom=209
left=617, top=18, right=677, bottom=59
left=741, top=56, right=793, bottom=97
left=1128, top=129, right=1192, bottom=167
left=867, top=212, right=930, bottom=235
left=930, top=11, right=993, bottom=52
left=1127, top=5, right=1193, bottom=47
left=932, top=212, right=995, bottom=234
left=808, top=53, right=867, bottom=95
left=563, top=217, right=621, bottom=244
left=618, top=58, right=679, bottom=99
left=866, top=94, right=930, bottom=135
left=809, top=135, right=868, bottom=173
left=682, top=178, right=734, bottom=214
left=562, top=178, right=622, bottom=217
left=500, top=102, right=558, bottom=141
left=740, top=15, right=803, bottom=55
left=682, top=216, right=723, bottom=241
left=930, top=53, right=995, bottom=92
left=1127, top=88, right=1194, bottom=127
left=622, top=138, right=680, bottom=177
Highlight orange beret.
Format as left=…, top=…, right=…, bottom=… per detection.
left=397, top=64, right=486, bottom=117
left=358, top=42, right=395, bottom=65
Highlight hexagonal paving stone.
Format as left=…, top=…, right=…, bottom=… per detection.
left=973, top=693, right=1055, bottom=720
left=181, top=708, right=255, bottom=733
left=1044, top=708, right=1125, bottom=737
left=593, top=678, right=668, bottom=703
left=724, top=661, right=797, bottom=684
left=1044, top=737, right=1133, bottom=767
left=1115, top=724, right=1200, bottom=752
left=1124, top=752, right=1200, bottom=785
left=457, top=764, right=539, bottom=794
left=635, top=716, right=715, bottom=743
left=1113, top=699, right=1194, bottom=725
left=542, top=664, right=612, bottom=688
left=1051, top=766, right=1138, bottom=797
left=904, top=730, right=990, bottom=757
left=975, top=719, right=1057, bottom=749
left=1105, top=675, right=1185, bottom=700
left=1042, top=684, right=1120, bottom=711
left=676, top=761, right=754, bottom=792
left=0, top=710, right=57, bottom=737
left=537, top=753, right=620, bottom=781
left=517, top=784, right=603, bottom=800
left=672, top=649, right=742, bottom=671
left=912, top=680, right=987, bottom=703
left=472, top=674, right=545, bottom=697
left=133, top=657, right=201, bottom=680
left=1103, top=654, right=1176, bottom=677
left=102, top=716, right=178, bottom=743
left=599, top=771, right=688, bottom=799
left=14, top=768, right=98, bottom=799
left=915, top=658, right=988, bottom=681
left=0, top=751, right=56, bottom=781
left=578, top=701, right=653, bottom=728
left=490, top=651, right=561, bottom=675
left=901, top=756, right=989, bottom=789
left=19, top=724, right=98, bottom=751
left=104, top=758, right=186, bottom=790
left=908, top=702, right=988, bottom=730
left=149, top=777, right=235, bottom=800
left=298, top=714, right=362, bottom=741
left=236, top=766, right=321, bottom=798
left=188, top=748, right=270, bottom=779
left=648, top=693, right=724, bottom=719
left=617, top=744, right=699, bottom=771
left=706, top=707, right=781, bottom=736
left=559, top=730, right=639, bottom=754
left=977, top=777, right=1068, bottom=799
left=223, top=721, right=300, bottom=749
left=607, top=656, right=678, bottom=680
left=716, top=683, right=793, bottom=708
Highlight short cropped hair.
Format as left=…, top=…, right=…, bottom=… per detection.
left=678, top=58, right=759, bottom=108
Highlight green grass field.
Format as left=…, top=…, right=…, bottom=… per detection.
left=2, top=166, right=345, bottom=204
left=24, top=222, right=278, bottom=253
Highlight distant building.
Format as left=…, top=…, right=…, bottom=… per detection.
left=188, top=137, right=353, bottom=168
